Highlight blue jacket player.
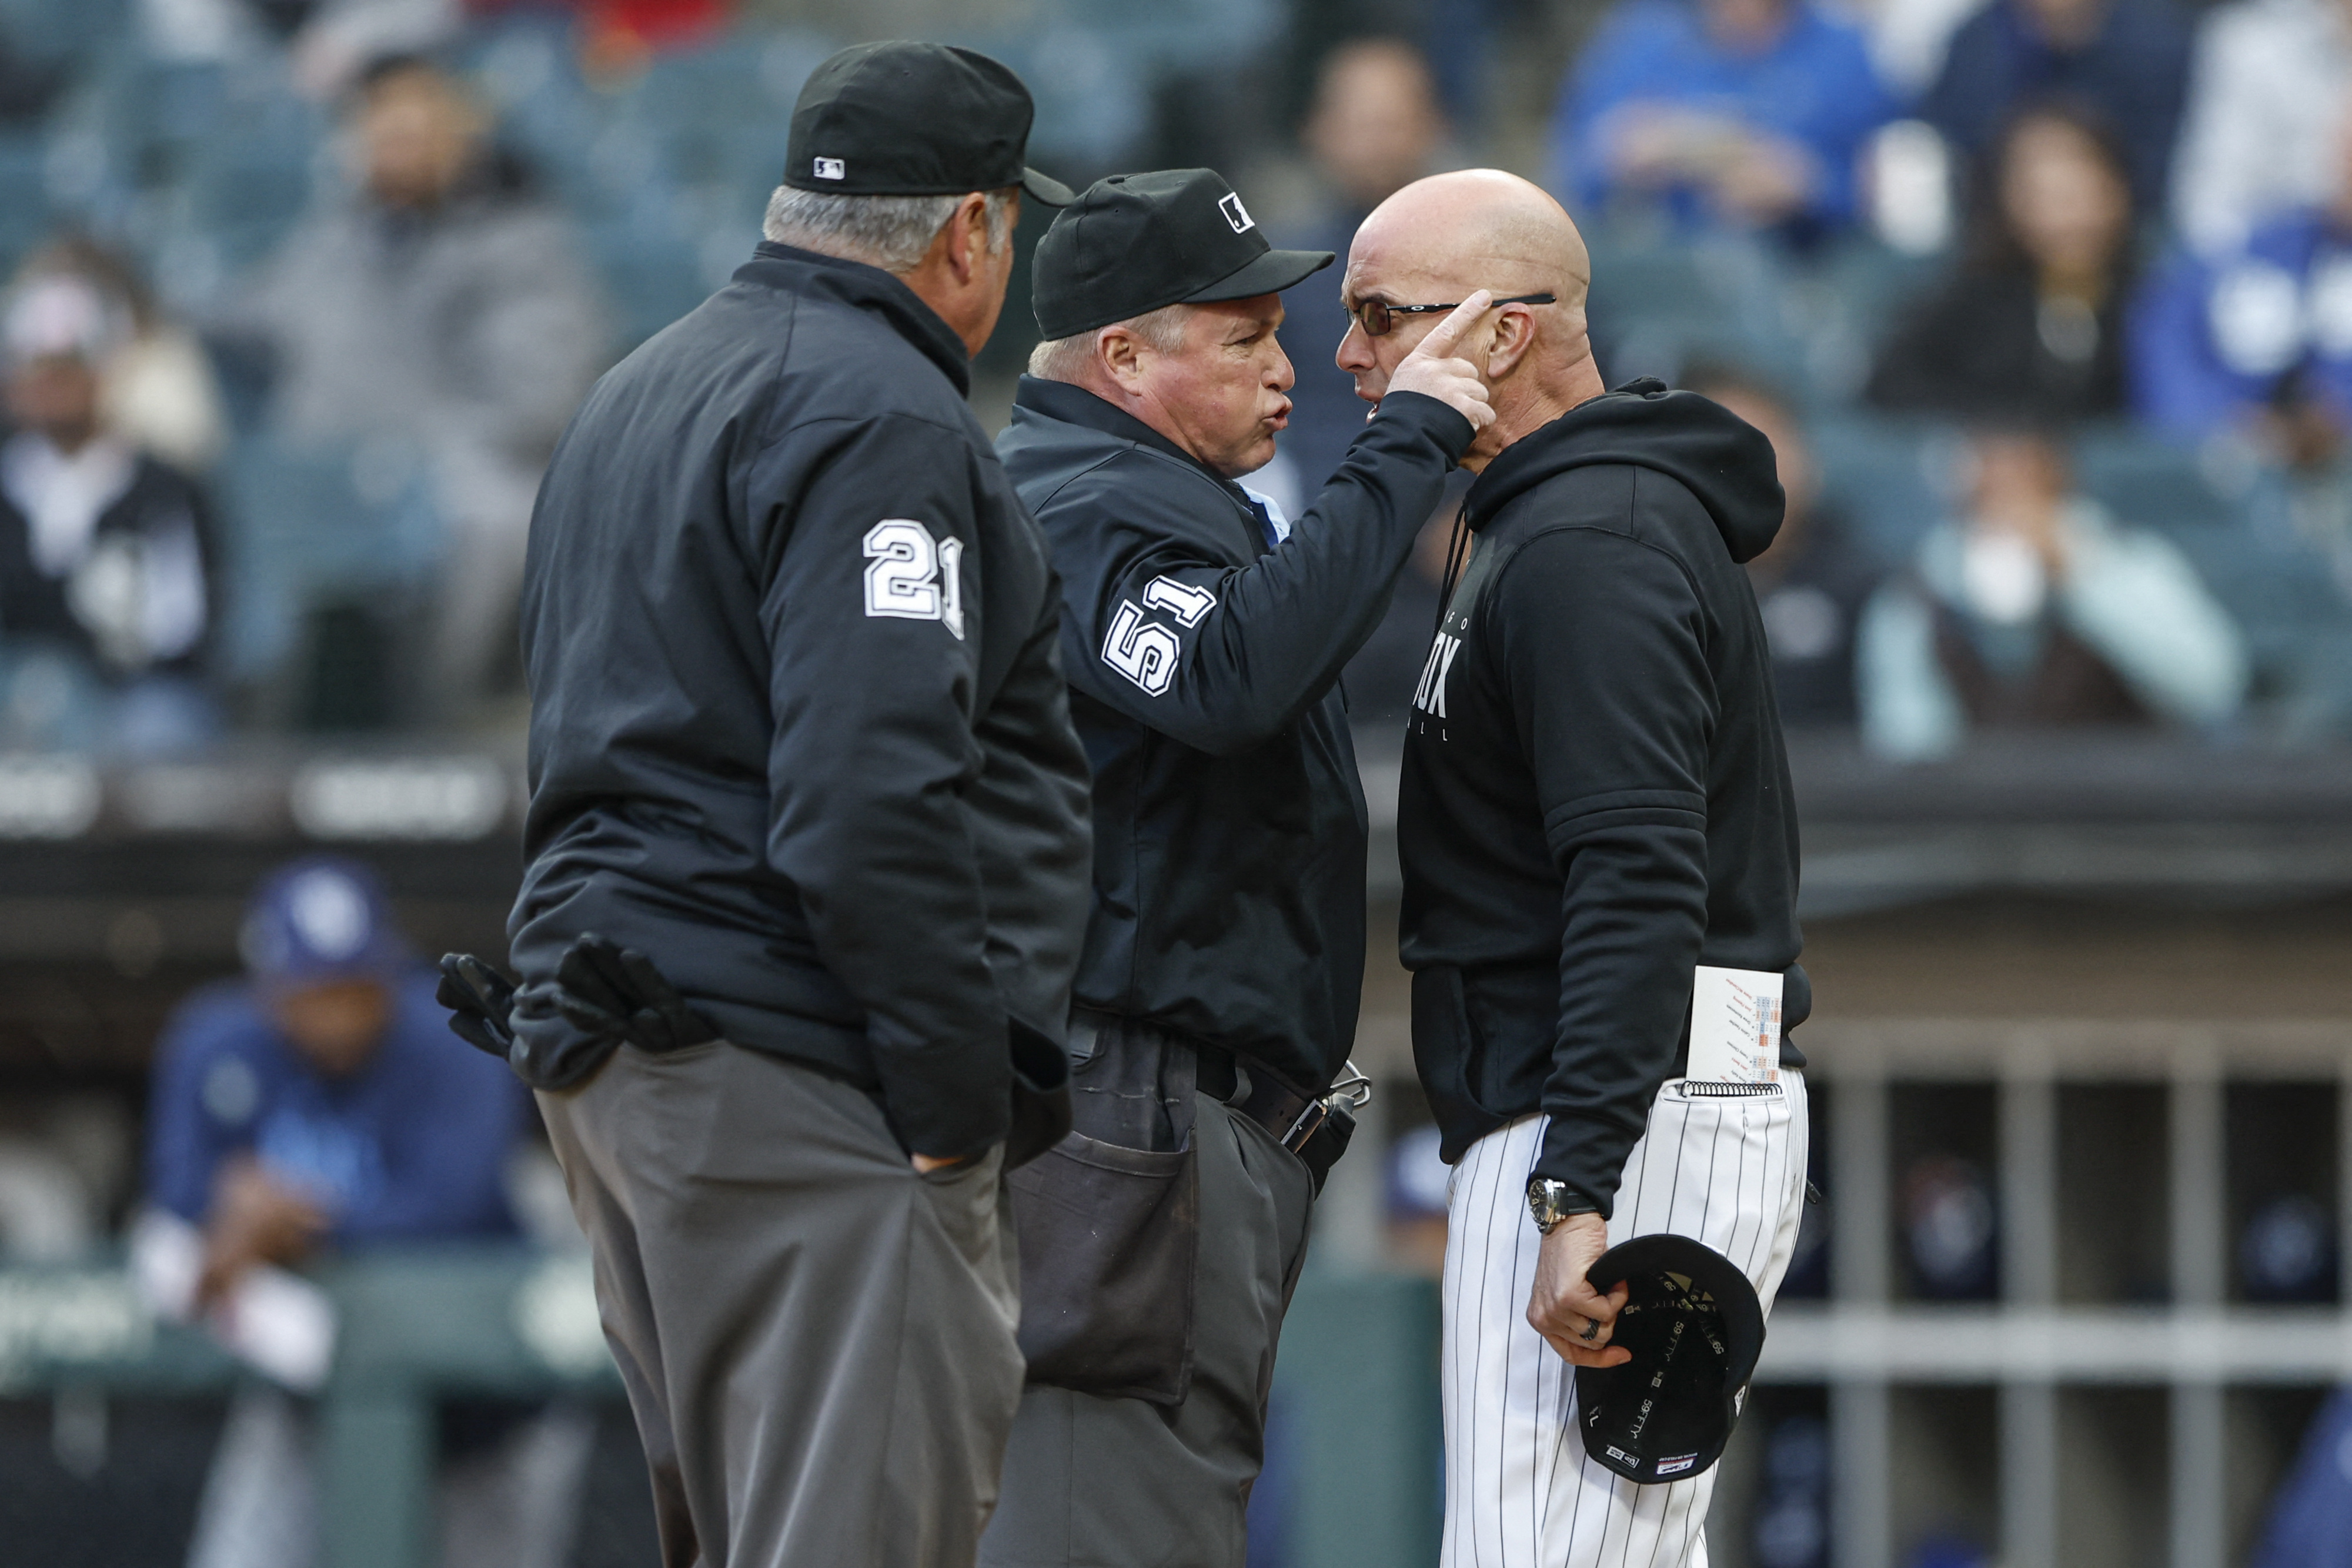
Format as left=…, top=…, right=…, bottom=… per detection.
left=145, top=856, right=526, bottom=1303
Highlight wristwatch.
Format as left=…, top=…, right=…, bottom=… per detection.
left=1527, top=1176, right=1599, bottom=1235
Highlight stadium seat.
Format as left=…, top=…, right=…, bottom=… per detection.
left=0, top=130, right=51, bottom=270
left=0, top=0, right=129, bottom=71
left=1810, top=414, right=1955, bottom=570
left=179, top=138, right=317, bottom=272
left=584, top=220, right=709, bottom=347
left=2073, top=427, right=2237, bottom=533
left=215, top=437, right=442, bottom=680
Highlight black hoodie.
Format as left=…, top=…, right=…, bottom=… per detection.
left=1396, top=379, right=1808, bottom=1215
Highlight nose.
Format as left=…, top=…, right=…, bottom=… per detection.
left=1336, top=320, right=1373, bottom=372
left=1271, top=339, right=1295, bottom=392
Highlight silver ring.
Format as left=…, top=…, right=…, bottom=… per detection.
left=1579, top=1316, right=1602, bottom=1342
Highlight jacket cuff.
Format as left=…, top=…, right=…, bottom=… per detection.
left=874, top=1029, right=1014, bottom=1162
left=1532, top=1112, right=1636, bottom=1220
left=1372, top=389, right=1478, bottom=463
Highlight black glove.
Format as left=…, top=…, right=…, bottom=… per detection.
left=437, top=953, right=519, bottom=1059
left=551, top=932, right=719, bottom=1054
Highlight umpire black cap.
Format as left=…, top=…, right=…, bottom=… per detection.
left=783, top=41, right=1073, bottom=207
left=1576, top=1234, right=1766, bottom=1486
left=1031, top=168, right=1333, bottom=340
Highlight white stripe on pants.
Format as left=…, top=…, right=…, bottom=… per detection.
left=1439, top=1075, right=1809, bottom=1568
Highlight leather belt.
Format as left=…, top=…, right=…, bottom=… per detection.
left=1072, top=1009, right=1327, bottom=1154
left=1207, top=1046, right=1329, bottom=1153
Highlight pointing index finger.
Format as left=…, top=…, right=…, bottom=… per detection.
left=1413, top=289, right=1495, bottom=359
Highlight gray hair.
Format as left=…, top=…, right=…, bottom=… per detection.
left=761, top=185, right=1017, bottom=275
left=1027, top=303, right=1194, bottom=381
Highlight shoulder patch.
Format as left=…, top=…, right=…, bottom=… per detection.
left=1101, top=576, right=1219, bottom=695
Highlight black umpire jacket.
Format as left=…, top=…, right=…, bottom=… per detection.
left=1398, top=380, right=1808, bottom=1216
left=508, top=242, right=1093, bottom=1162
left=997, top=375, right=1471, bottom=1095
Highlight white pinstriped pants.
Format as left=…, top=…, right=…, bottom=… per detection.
left=1439, top=1075, right=1809, bottom=1568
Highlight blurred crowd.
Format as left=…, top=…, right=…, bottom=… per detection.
left=1288, top=0, right=2352, bottom=755
left=0, top=0, right=2347, bottom=757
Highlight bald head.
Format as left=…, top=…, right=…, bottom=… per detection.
left=1337, top=170, right=1602, bottom=469
left=1349, top=169, right=1590, bottom=316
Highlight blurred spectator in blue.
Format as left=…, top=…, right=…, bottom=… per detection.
left=1278, top=39, right=1449, bottom=496
left=1857, top=429, right=2247, bottom=759
left=1869, top=105, right=2138, bottom=424
left=1688, top=362, right=1879, bottom=730
left=138, top=856, right=578, bottom=1568
left=1550, top=0, right=1897, bottom=242
left=145, top=856, right=526, bottom=1287
left=2249, top=1386, right=2352, bottom=1568
left=2134, top=119, right=2352, bottom=441
left=213, top=54, right=612, bottom=713
left=0, top=272, right=222, bottom=755
left=2171, top=0, right=2352, bottom=258
left=1919, top=0, right=2191, bottom=214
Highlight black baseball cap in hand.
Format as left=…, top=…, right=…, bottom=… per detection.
left=1575, top=1234, right=1766, bottom=1486
left=784, top=41, right=1073, bottom=207
left=1031, top=168, right=1333, bottom=340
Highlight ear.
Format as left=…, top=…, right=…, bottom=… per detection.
left=946, top=191, right=993, bottom=285
left=1098, top=325, right=1147, bottom=390
left=1484, top=302, right=1546, bottom=380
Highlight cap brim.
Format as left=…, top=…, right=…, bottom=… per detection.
left=1021, top=168, right=1075, bottom=207
left=1182, top=248, right=1335, bottom=304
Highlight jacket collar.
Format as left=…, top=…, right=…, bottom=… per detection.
left=734, top=241, right=972, bottom=396
left=1012, top=376, right=1248, bottom=498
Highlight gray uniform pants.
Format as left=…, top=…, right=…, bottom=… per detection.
left=980, top=1038, right=1315, bottom=1568
left=537, top=1041, right=1025, bottom=1568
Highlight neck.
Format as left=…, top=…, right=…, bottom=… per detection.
left=2029, top=2, right=2102, bottom=49
left=1061, top=370, right=1218, bottom=472
left=900, top=265, right=990, bottom=359
left=776, top=232, right=990, bottom=360
left=2037, top=259, right=2109, bottom=302
left=41, top=423, right=98, bottom=457
left=1461, top=355, right=1606, bottom=473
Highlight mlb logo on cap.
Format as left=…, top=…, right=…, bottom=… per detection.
left=1219, top=192, right=1254, bottom=233
left=812, top=157, right=846, bottom=181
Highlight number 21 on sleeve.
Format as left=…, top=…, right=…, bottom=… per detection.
left=862, top=519, right=964, bottom=640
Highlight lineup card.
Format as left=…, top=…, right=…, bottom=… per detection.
left=1688, top=965, right=1783, bottom=1084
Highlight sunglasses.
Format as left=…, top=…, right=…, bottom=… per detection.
left=1345, top=292, right=1556, bottom=337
